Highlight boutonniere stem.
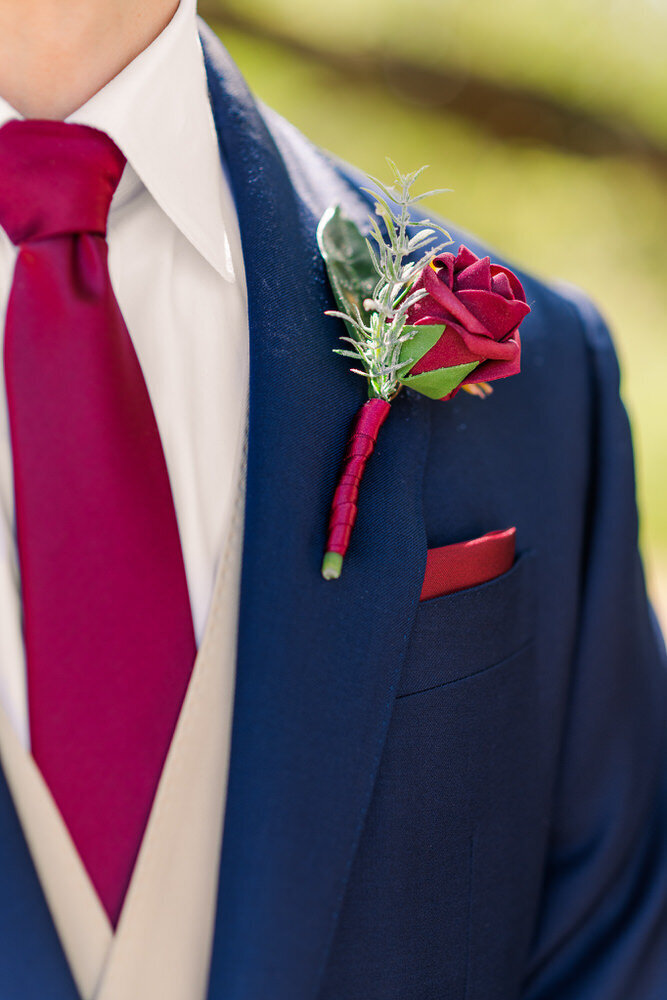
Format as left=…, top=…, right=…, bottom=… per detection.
left=320, top=398, right=390, bottom=580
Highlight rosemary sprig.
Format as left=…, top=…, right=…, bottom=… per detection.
left=326, top=160, right=452, bottom=401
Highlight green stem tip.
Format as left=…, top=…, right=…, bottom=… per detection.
left=321, top=551, right=343, bottom=580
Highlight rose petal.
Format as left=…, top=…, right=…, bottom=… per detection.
left=407, top=295, right=450, bottom=326
left=491, top=271, right=512, bottom=299
left=491, top=263, right=527, bottom=302
left=413, top=316, right=517, bottom=373
left=461, top=331, right=521, bottom=384
left=457, top=288, right=531, bottom=339
left=422, top=266, right=489, bottom=335
left=455, top=245, right=478, bottom=269
left=431, top=253, right=455, bottom=288
left=456, top=255, right=492, bottom=292
left=407, top=268, right=450, bottom=325
left=455, top=323, right=518, bottom=361
left=409, top=323, right=481, bottom=374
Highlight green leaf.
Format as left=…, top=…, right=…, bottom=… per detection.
left=399, top=361, right=480, bottom=400
left=317, top=205, right=377, bottom=341
left=397, top=324, right=446, bottom=373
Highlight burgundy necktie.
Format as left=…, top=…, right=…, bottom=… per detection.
left=0, top=119, right=197, bottom=927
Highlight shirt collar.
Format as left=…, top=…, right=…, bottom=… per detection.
left=0, top=0, right=236, bottom=282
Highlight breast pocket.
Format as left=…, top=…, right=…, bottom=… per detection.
left=397, top=548, right=537, bottom=698
left=331, top=550, right=541, bottom=999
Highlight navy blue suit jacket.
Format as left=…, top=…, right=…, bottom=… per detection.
left=1, top=24, right=665, bottom=1000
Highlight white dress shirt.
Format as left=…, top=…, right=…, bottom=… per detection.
left=0, top=0, right=249, bottom=749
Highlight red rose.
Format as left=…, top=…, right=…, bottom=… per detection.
left=406, top=245, right=530, bottom=397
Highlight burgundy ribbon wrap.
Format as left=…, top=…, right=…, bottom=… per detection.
left=322, top=397, right=391, bottom=578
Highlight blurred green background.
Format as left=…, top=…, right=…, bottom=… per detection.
left=201, top=0, right=667, bottom=618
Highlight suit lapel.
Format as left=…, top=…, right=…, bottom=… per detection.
left=200, top=24, right=431, bottom=1000
left=0, top=762, right=80, bottom=998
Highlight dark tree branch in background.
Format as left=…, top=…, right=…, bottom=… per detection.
left=200, top=4, right=667, bottom=169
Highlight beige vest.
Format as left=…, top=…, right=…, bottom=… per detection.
left=0, top=415, right=247, bottom=1000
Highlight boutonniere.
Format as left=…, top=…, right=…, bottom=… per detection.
left=318, top=161, right=531, bottom=580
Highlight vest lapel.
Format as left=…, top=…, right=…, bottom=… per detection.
left=200, top=24, right=431, bottom=1000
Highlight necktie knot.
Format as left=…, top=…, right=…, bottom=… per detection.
left=0, top=119, right=126, bottom=244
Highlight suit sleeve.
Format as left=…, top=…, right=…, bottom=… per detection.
left=522, top=290, right=667, bottom=1000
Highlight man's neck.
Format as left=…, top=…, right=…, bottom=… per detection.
left=0, top=0, right=179, bottom=120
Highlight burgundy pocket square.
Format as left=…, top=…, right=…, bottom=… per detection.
left=420, top=527, right=517, bottom=602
